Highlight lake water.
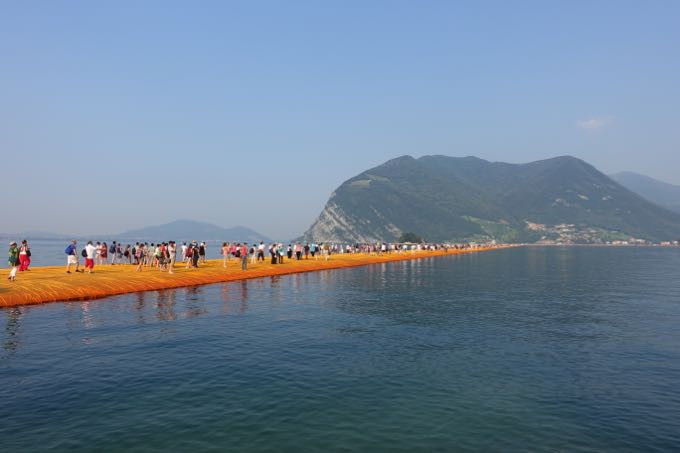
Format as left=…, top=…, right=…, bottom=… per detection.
left=2, top=247, right=680, bottom=451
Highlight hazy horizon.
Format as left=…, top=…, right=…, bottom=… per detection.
left=3, top=2, right=679, bottom=238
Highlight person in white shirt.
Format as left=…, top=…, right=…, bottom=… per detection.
left=257, top=242, right=266, bottom=262
left=168, top=241, right=177, bottom=274
left=95, top=242, right=103, bottom=265
left=84, top=241, right=97, bottom=274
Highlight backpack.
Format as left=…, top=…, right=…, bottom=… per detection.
left=186, top=247, right=193, bottom=257
left=65, top=245, right=72, bottom=255
left=110, top=244, right=116, bottom=253
left=81, top=248, right=87, bottom=258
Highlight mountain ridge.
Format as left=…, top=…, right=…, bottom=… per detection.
left=301, top=155, right=680, bottom=244
left=609, top=171, right=680, bottom=214
left=115, top=220, right=272, bottom=242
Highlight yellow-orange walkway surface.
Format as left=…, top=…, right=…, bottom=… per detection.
left=0, top=247, right=507, bottom=308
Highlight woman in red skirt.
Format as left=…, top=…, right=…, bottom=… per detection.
left=100, top=242, right=108, bottom=265
left=18, top=239, right=31, bottom=271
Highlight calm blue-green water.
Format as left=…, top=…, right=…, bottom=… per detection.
left=1, top=247, right=680, bottom=452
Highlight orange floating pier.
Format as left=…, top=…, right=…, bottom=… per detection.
left=0, top=247, right=508, bottom=308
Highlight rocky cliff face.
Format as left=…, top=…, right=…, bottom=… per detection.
left=303, top=198, right=379, bottom=243
left=303, top=197, right=405, bottom=243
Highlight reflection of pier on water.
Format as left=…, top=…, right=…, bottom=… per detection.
left=3, top=307, right=22, bottom=356
left=0, top=254, right=480, bottom=354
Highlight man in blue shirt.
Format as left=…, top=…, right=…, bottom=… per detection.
left=65, top=240, right=82, bottom=274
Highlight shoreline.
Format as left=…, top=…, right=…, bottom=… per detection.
left=1, top=247, right=510, bottom=308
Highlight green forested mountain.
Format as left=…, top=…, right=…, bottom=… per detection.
left=301, top=155, right=680, bottom=243
left=609, top=171, right=680, bottom=214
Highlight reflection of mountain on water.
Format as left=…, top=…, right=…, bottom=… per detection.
left=327, top=248, right=615, bottom=333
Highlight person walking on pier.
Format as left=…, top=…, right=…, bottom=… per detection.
left=100, top=242, right=108, bottom=264
left=95, top=242, right=103, bottom=265
left=257, top=241, right=265, bottom=262
left=116, top=243, right=123, bottom=263
left=65, top=240, right=82, bottom=273
left=109, top=241, right=118, bottom=265
left=199, top=242, right=206, bottom=264
left=7, top=241, right=19, bottom=281
left=157, top=243, right=167, bottom=272
left=168, top=241, right=177, bottom=274
left=185, top=242, right=193, bottom=268
left=18, top=240, right=31, bottom=271
left=84, top=241, right=97, bottom=274
left=135, top=244, right=144, bottom=272
left=270, top=243, right=278, bottom=264
left=240, top=243, right=248, bottom=270
left=191, top=242, right=200, bottom=268
left=222, top=242, right=229, bottom=268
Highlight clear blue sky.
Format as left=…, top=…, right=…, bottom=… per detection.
left=2, top=1, right=679, bottom=239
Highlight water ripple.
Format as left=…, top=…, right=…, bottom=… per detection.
left=1, top=247, right=680, bottom=451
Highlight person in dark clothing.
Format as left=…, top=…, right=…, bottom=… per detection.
left=270, top=244, right=277, bottom=265
left=192, top=243, right=200, bottom=268
left=198, top=243, right=206, bottom=264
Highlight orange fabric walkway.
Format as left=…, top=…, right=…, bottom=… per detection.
left=0, top=247, right=508, bottom=308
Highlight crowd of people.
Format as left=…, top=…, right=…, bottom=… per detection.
left=6, top=240, right=30, bottom=281
left=7, top=238, right=479, bottom=282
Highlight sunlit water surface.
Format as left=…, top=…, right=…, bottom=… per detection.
left=1, top=247, right=679, bottom=451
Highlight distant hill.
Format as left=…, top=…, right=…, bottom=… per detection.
left=301, top=155, right=680, bottom=244
left=609, top=172, right=680, bottom=214
left=116, top=220, right=271, bottom=242
left=1, top=221, right=271, bottom=243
